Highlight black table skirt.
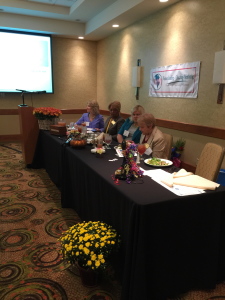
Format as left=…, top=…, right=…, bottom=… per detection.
left=32, top=130, right=225, bottom=300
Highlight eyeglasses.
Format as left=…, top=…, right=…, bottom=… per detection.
left=132, top=113, right=141, bottom=116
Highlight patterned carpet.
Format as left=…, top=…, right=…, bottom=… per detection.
left=0, top=143, right=121, bottom=300
left=1, top=142, right=225, bottom=300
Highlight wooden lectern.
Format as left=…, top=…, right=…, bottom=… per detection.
left=18, top=106, right=39, bottom=166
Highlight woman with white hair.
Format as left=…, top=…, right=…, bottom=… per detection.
left=137, top=113, right=166, bottom=158
left=75, top=100, right=104, bottom=132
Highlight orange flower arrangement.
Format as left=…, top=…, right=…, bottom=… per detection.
left=33, top=107, right=62, bottom=120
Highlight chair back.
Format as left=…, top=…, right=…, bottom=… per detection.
left=163, top=133, right=173, bottom=160
left=195, top=142, right=225, bottom=181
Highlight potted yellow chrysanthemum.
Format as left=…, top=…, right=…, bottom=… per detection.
left=59, top=221, right=120, bottom=287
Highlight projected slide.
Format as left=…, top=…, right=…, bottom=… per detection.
left=0, top=30, right=54, bottom=93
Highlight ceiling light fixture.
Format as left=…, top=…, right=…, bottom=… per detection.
left=112, top=24, right=119, bottom=28
left=159, top=0, right=168, bottom=2
left=78, top=36, right=84, bottom=39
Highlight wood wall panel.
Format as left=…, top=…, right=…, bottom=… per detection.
left=1, top=108, right=225, bottom=142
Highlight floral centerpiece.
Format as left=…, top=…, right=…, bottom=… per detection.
left=171, top=138, right=186, bottom=167
left=67, top=130, right=88, bottom=148
left=33, top=107, right=62, bottom=130
left=59, top=221, right=120, bottom=272
left=33, top=107, right=62, bottom=120
left=114, top=141, right=144, bottom=184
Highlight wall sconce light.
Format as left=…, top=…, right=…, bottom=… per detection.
left=132, top=59, right=142, bottom=100
left=213, top=50, right=225, bottom=104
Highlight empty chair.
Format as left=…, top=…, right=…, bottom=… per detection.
left=163, top=133, right=173, bottom=160
left=195, top=142, right=225, bottom=182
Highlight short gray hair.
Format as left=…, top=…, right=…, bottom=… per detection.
left=137, top=113, right=156, bottom=128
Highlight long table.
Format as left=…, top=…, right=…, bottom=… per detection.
left=32, top=130, right=225, bottom=300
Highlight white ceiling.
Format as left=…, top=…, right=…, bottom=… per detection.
left=0, top=0, right=182, bottom=41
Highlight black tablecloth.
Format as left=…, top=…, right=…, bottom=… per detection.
left=32, top=130, right=225, bottom=300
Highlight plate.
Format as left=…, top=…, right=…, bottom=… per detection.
left=144, top=158, right=173, bottom=167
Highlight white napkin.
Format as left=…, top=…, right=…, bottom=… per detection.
left=161, top=169, right=220, bottom=190
left=173, top=168, right=193, bottom=178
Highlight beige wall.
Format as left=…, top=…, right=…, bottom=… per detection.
left=97, top=0, right=224, bottom=127
left=96, top=0, right=225, bottom=168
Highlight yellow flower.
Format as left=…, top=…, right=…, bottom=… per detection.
left=83, top=247, right=90, bottom=255
left=91, top=254, right=96, bottom=261
left=59, top=221, right=120, bottom=270
left=95, top=260, right=100, bottom=267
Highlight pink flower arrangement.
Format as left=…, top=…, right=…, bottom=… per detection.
left=33, top=107, right=62, bottom=120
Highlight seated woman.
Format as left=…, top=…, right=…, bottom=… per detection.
left=117, top=105, right=145, bottom=144
left=104, top=101, right=125, bottom=141
left=75, top=100, right=104, bottom=132
left=137, top=113, right=166, bottom=158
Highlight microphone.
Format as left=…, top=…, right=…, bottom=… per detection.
left=64, top=137, right=72, bottom=145
left=16, top=89, right=29, bottom=93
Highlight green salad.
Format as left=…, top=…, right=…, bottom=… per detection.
left=147, top=157, right=169, bottom=166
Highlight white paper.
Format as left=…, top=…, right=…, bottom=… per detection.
left=140, top=168, right=205, bottom=196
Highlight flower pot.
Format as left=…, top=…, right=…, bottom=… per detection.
left=77, top=263, right=100, bottom=287
left=38, top=118, right=56, bottom=130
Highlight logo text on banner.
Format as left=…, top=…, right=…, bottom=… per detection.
left=149, top=61, right=200, bottom=98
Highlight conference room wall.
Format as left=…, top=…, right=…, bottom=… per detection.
left=97, top=0, right=224, bottom=129
left=96, top=0, right=225, bottom=170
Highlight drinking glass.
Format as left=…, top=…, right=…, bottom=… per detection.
left=58, top=119, right=66, bottom=126
left=137, top=144, right=146, bottom=160
left=104, top=134, right=112, bottom=149
left=97, top=139, right=103, bottom=148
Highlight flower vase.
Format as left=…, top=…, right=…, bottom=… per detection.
left=77, top=263, right=100, bottom=287
left=38, top=118, right=56, bottom=130
left=136, top=153, right=140, bottom=164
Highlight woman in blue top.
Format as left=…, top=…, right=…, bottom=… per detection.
left=75, top=101, right=104, bottom=132
left=117, top=105, right=145, bottom=143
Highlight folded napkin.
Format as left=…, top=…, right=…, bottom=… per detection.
left=161, top=169, right=220, bottom=190
left=173, top=175, right=219, bottom=190
left=161, top=174, right=174, bottom=188
left=173, top=168, right=193, bottom=178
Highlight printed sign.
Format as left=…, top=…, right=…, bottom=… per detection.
left=149, top=61, right=200, bottom=98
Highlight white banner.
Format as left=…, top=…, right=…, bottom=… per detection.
left=149, top=61, right=200, bottom=98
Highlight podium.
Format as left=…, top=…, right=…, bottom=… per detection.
left=18, top=106, right=39, bottom=166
